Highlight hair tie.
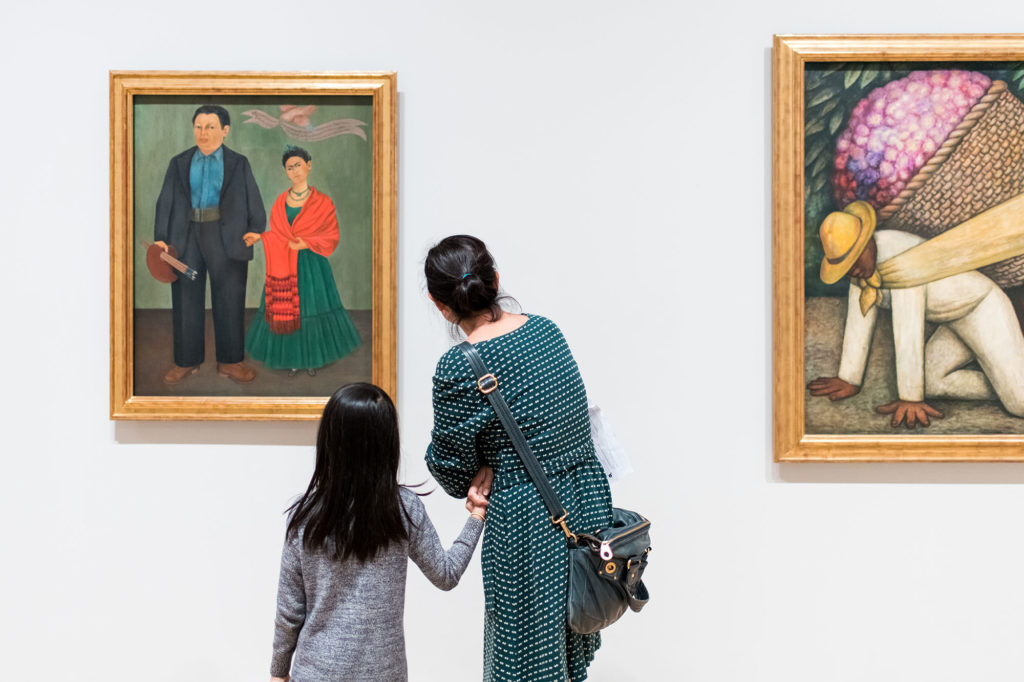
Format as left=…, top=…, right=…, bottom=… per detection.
left=461, top=273, right=472, bottom=279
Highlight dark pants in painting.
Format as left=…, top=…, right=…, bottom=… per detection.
left=171, top=221, right=247, bottom=366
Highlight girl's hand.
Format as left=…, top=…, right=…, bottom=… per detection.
left=288, top=237, right=308, bottom=251
left=466, top=496, right=487, bottom=520
left=467, top=466, right=492, bottom=510
left=467, top=465, right=491, bottom=519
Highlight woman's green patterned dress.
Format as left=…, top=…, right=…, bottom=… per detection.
left=426, top=314, right=614, bottom=681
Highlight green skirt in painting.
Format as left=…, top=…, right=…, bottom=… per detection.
left=245, top=250, right=361, bottom=370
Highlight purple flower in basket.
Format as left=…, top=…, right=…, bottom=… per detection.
left=832, top=70, right=991, bottom=209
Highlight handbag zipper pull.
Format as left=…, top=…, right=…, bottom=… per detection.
left=599, top=541, right=613, bottom=561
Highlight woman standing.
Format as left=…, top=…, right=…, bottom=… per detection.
left=424, top=235, right=613, bottom=681
left=245, top=146, right=361, bottom=376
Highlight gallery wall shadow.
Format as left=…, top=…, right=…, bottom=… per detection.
left=113, top=420, right=317, bottom=447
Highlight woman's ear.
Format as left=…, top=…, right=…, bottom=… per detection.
left=429, top=294, right=454, bottom=321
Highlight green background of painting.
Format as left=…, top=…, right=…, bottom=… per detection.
left=132, top=95, right=373, bottom=309
left=803, top=62, right=1024, bottom=297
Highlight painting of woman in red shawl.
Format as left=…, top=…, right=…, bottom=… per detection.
left=244, top=146, right=361, bottom=375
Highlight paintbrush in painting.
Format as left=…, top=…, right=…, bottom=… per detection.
left=140, top=240, right=199, bottom=282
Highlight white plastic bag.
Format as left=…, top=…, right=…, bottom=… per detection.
left=588, top=403, right=633, bottom=483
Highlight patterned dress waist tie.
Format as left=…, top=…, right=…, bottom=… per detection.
left=490, top=443, right=596, bottom=491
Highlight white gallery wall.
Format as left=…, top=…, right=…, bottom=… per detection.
left=3, top=2, right=1024, bottom=680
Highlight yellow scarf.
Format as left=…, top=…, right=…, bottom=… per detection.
left=857, top=271, right=882, bottom=315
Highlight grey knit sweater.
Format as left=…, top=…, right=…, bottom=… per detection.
left=271, top=487, right=484, bottom=681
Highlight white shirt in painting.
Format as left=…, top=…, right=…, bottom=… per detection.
left=838, top=229, right=1024, bottom=416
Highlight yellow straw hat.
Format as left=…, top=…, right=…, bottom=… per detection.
left=819, top=200, right=877, bottom=284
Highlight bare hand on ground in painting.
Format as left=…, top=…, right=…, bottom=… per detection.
left=876, top=400, right=944, bottom=428
left=807, top=377, right=860, bottom=401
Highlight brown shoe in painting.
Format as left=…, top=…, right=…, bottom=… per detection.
left=163, top=365, right=199, bottom=384
left=218, top=362, right=257, bottom=383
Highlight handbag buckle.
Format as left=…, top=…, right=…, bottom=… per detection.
left=627, top=548, right=651, bottom=569
left=551, top=509, right=577, bottom=543
left=477, top=374, right=498, bottom=394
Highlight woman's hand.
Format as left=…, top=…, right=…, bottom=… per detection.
left=242, top=232, right=262, bottom=246
left=288, top=237, right=308, bottom=251
left=467, top=465, right=492, bottom=512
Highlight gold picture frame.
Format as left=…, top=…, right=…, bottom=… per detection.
left=774, top=35, right=1024, bottom=460
left=110, top=71, right=397, bottom=420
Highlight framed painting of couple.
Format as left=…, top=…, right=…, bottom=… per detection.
left=110, top=71, right=397, bottom=420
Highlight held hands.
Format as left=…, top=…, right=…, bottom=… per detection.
left=288, top=237, right=309, bottom=251
left=466, top=465, right=493, bottom=520
left=243, top=232, right=262, bottom=247
left=807, top=377, right=860, bottom=401
left=876, top=400, right=944, bottom=428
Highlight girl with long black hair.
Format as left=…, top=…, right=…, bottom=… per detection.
left=270, top=383, right=486, bottom=682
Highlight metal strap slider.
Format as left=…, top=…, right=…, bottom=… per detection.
left=477, top=373, right=498, bottom=394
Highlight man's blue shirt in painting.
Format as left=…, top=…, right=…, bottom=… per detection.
left=189, top=145, right=224, bottom=209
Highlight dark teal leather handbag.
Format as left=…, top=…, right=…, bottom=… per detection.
left=458, top=342, right=651, bottom=634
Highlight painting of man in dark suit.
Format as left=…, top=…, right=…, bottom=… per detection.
left=153, top=104, right=266, bottom=384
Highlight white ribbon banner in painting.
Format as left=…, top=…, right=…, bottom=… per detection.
left=242, top=106, right=368, bottom=142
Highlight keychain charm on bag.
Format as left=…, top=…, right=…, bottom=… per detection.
left=457, top=341, right=652, bottom=634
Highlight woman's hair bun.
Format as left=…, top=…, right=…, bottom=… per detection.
left=425, top=235, right=504, bottom=323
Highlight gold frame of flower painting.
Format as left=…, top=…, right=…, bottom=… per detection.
left=110, top=71, right=397, bottom=420
left=774, top=35, right=1024, bottom=460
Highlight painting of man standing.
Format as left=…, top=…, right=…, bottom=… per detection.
left=153, top=105, right=266, bottom=384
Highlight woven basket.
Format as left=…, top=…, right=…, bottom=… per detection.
left=877, top=81, right=1024, bottom=288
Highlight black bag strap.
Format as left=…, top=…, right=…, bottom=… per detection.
left=457, top=341, right=577, bottom=541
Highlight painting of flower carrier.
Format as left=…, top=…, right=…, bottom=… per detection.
left=774, top=35, right=1024, bottom=461
left=110, top=72, right=397, bottom=421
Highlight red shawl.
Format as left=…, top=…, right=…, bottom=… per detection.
left=261, top=188, right=339, bottom=334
